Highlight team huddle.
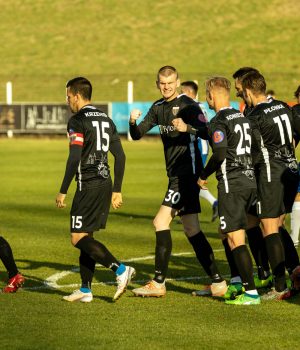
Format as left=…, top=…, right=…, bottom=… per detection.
left=1, top=67, right=300, bottom=306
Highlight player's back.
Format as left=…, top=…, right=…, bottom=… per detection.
left=68, top=105, right=119, bottom=182
left=247, top=99, right=297, bottom=170
left=211, top=107, right=255, bottom=192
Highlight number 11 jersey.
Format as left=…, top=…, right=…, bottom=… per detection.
left=247, top=99, right=299, bottom=181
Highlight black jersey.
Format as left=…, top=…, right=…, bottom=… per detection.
left=292, top=104, right=300, bottom=145
left=247, top=99, right=300, bottom=180
left=293, top=103, right=300, bottom=116
left=243, top=96, right=273, bottom=117
left=208, top=107, right=256, bottom=193
left=129, top=94, right=206, bottom=178
left=67, top=105, right=122, bottom=186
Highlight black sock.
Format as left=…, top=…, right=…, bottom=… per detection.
left=222, top=238, right=240, bottom=279
left=279, top=226, right=300, bottom=275
left=188, top=231, right=223, bottom=283
left=246, top=226, right=270, bottom=279
left=0, top=236, right=18, bottom=278
left=264, top=233, right=286, bottom=292
left=154, top=230, right=172, bottom=283
left=232, top=245, right=255, bottom=291
left=75, top=236, right=120, bottom=271
left=79, top=250, right=96, bottom=289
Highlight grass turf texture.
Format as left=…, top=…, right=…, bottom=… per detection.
left=0, top=0, right=299, bottom=103
left=0, top=138, right=300, bottom=350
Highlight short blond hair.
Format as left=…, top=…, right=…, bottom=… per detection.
left=157, top=66, right=178, bottom=81
left=205, top=76, right=231, bottom=94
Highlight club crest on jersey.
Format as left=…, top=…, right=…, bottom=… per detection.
left=213, top=130, right=224, bottom=144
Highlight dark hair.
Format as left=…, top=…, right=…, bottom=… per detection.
left=294, top=85, right=300, bottom=98
left=232, top=67, right=259, bottom=79
left=181, top=81, right=198, bottom=95
left=66, top=77, right=92, bottom=100
left=266, top=89, right=275, bottom=96
left=241, top=71, right=266, bottom=95
left=157, top=66, right=178, bottom=80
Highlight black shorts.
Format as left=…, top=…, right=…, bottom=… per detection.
left=218, top=188, right=257, bottom=234
left=70, top=178, right=112, bottom=233
left=162, top=175, right=200, bottom=216
left=247, top=197, right=258, bottom=217
left=282, top=168, right=300, bottom=213
left=256, top=167, right=299, bottom=218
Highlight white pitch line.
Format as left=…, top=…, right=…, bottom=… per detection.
left=24, top=249, right=225, bottom=291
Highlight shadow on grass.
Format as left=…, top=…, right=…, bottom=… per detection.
left=12, top=254, right=230, bottom=299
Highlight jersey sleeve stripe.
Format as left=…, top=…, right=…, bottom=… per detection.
left=69, top=132, right=84, bottom=137
left=70, top=140, right=84, bottom=146
left=69, top=132, right=84, bottom=146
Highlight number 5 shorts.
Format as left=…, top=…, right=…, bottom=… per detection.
left=218, top=188, right=256, bottom=234
left=70, top=178, right=112, bottom=233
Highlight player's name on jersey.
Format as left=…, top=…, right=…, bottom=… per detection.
left=84, top=111, right=107, bottom=118
left=225, top=112, right=243, bottom=120
left=263, top=104, right=285, bottom=114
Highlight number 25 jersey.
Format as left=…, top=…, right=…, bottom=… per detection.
left=209, top=107, right=256, bottom=193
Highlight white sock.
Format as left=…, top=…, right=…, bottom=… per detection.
left=230, top=276, right=242, bottom=284
left=200, top=189, right=217, bottom=205
left=290, top=201, right=300, bottom=245
left=246, top=289, right=258, bottom=296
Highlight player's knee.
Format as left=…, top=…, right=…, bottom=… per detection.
left=71, top=233, right=88, bottom=246
left=183, top=223, right=200, bottom=237
left=182, top=217, right=200, bottom=237
left=153, top=217, right=169, bottom=231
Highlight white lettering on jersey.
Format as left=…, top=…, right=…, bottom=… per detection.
left=263, top=104, right=284, bottom=114
left=84, top=111, right=107, bottom=118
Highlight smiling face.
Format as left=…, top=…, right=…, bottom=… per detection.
left=156, top=73, right=179, bottom=101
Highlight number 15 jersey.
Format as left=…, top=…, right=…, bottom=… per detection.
left=67, top=105, right=122, bottom=185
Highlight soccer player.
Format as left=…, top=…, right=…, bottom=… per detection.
left=290, top=85, right=300, bottom=248
left=129, top=66, right=226, bottom=297
left=241, top=71, right=300, bottom=299
left=180, top=81, right=218, bottom=222
left=56, top=77, right=135, bottom=302
left=197, top=76, right=260, bottom=305
left=232, top=67, right=273, bottom=288
left=0, top=235, right=25, bottom=293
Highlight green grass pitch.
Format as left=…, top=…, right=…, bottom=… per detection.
left=0, top=138, right=299, bottom=350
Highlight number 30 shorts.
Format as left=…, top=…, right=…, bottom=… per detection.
left=162, top=175, right=200, bottom=216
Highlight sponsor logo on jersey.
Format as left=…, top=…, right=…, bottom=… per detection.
left=69, top=131, right=84, bottom=146
left=159, top=124, right=176, bottom=134
left=213, top=130, right=224, bottom=144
